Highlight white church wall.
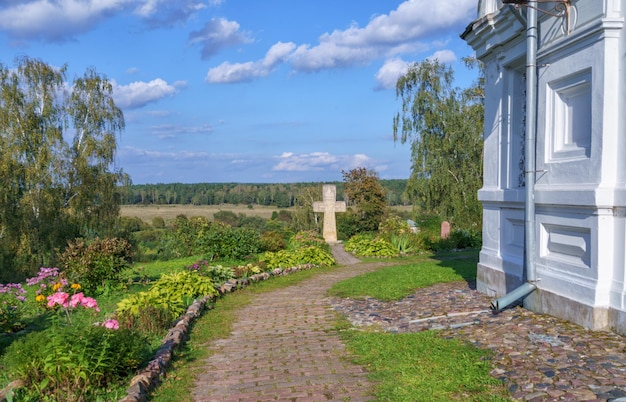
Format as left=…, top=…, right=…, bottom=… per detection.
left=464, top=0, right=626, bottom=333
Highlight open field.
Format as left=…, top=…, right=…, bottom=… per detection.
left=121, top=204, right=413, bottom=224
left=121, top=204, right=280, bottom=223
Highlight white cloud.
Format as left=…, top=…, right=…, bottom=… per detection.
left=427, top=49, right=457, bottom=64
left=0, top=0, right=207, bottom=42
left=262, top=42, right=297, bottom=67
left=137, top=1, right=206, bottom=27
left=272, top=151, right=375, bottom=173
left=290, top=0, right=474, bottom=72
left=189, top=17, right=253, bottom=60
left=0, top=0, right=127, bottom=41
left=113, top=78, right=186, bottom=109
left=375, top=58, right=410, bottom=90
left=207, top=0, right=474, bottom=84
left=206, top=41, right=296, bottom=83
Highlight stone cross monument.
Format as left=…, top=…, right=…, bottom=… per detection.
left=313, top=184, right=346, bottom=243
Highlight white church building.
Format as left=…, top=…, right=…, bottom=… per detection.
left=462, top=0, right=626, bottom=333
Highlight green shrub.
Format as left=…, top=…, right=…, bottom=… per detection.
left=432, top=229, right=482, bottom=252
left=259, top=250, right=296, bottom=269
left=205, top=264, right=235, bottom=284
left=232, top=263, right=263, bottom=278
left=117, top=270, right=218, bottom=320
left=345, top=235, right=398, bottom=258
left=292, top=246, right=335, bottom=266
left=1, top=323, right=149, bottom=400
left=158, top=219, right=261, bottom=260
left=344, top=233, right=374, bottom=252
left=378, top=215, right=412, bottom=242
left=260, top=231, right=286, bottom=252
left=119, top=216, right=149, bottom=233
left=391, top=234, right=413, bottom=254
left=118, top=304, right=175, bottom=334
left=194, top=222, right=260, bottom=260
left=152, top=216, right=165, bottom=228
left=59, top=237, right=134, bottom=293
left=288, top=230, right=329, bottom=253
left=0, top=283, right=27, bottom=333
left=213, top=210, right=239, bottom=227
left=260, top=246, right=335, bottom=269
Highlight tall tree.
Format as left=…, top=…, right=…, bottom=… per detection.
left=0, top=57, right=127, bottom=280
left=393, top=58, right=484, bottom=229
left=341, top=167, right=387, bottom=233
left=290, top=185, right=322, bottom=232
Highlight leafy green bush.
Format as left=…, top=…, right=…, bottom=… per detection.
left=205, top=264, right=235, bottom=284
left=344, top=233, right=373, bottom=252
left=117, top=270, right=218, bottom=320
left=260, top=246, right=335, bottom=269
left=152, top=216, right=166, bottom=228
left=288, top=230, right=329, bottom=252
left=391, top=234, right=413, bottom=254
left=213, top=210, right=239, bottom=227
left=2, top=287, right=148, bottom=400
left=199, top=224, right=260, bottom=260
left=292, top=246, right=335, bottom=266
left=378, top=215, right=412, bottom=241
left=260, top=231, right=286, bottom=252
left=0, top=283, right=27, bottom=332
left=59, top=237, right=134, bottom=292
left=158, top=218, right=261, bottom=260
left=2, top=323, right=149, bottom=400
left=345, top=235, right=398, bottom=258
left=119, top=216, right=149, bottom=233
left=118, top=304, right=175, bottom=334
left=432, top=229, right=482, bottom=252
left=232, top=263, right=263, bottom=278
left=259, top=250, right=297, bottom=269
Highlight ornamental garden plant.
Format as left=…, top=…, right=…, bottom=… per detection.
left=0, top=227, right=335, bottom=400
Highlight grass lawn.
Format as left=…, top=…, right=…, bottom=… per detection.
left=328, top=251, right=509, bottom=400
left=327, top=251, right=478, bottom=301
left=150, top=250, right=510, bottom=401
left=340, top=326, right=509, bottom=401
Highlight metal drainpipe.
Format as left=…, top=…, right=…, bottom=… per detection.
left=491, top=1, right=538, bottom=311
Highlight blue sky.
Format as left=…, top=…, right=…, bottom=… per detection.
left=0, top=0, right=479, bottom=184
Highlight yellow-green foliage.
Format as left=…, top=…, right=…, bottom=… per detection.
left=260, top=246, right=335, bottom=269
left=117, top=271, right=218, bottom=319
left=345, top=235, right=398, bottom=257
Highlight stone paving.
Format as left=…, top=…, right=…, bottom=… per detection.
left=332, top=282, right=626, bottom=401
left=193, top=246, right=626, bottom=401
left=191, top=257, right=390, bottom=401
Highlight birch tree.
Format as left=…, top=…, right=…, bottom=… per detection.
left=0, top=57, right=127, bottom=280
left=393, top=58, right=484, bottom=229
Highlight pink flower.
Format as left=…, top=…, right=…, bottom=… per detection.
left=102, top=319, right=119, bottom=330
left=47, top=291, right=70, bottom=308
left=69, top=292, right=84, bottom=308
left=80, top=296, right=100, bottom=312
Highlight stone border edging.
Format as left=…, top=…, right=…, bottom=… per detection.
left=118, top=264, right=317, bottom=402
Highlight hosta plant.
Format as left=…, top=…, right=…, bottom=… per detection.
left=232, top=263, right=263, bottom=278
left=345, top=236, right=398, bottom=258
left=260, top=246, right=335, bottom=269
left=117, top=270, right=218, bottom=321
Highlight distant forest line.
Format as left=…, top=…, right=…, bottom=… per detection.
left=120, top=180, right=409, bottom=208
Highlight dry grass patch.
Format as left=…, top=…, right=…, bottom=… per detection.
left=120, top=204, right=281, bottom=223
